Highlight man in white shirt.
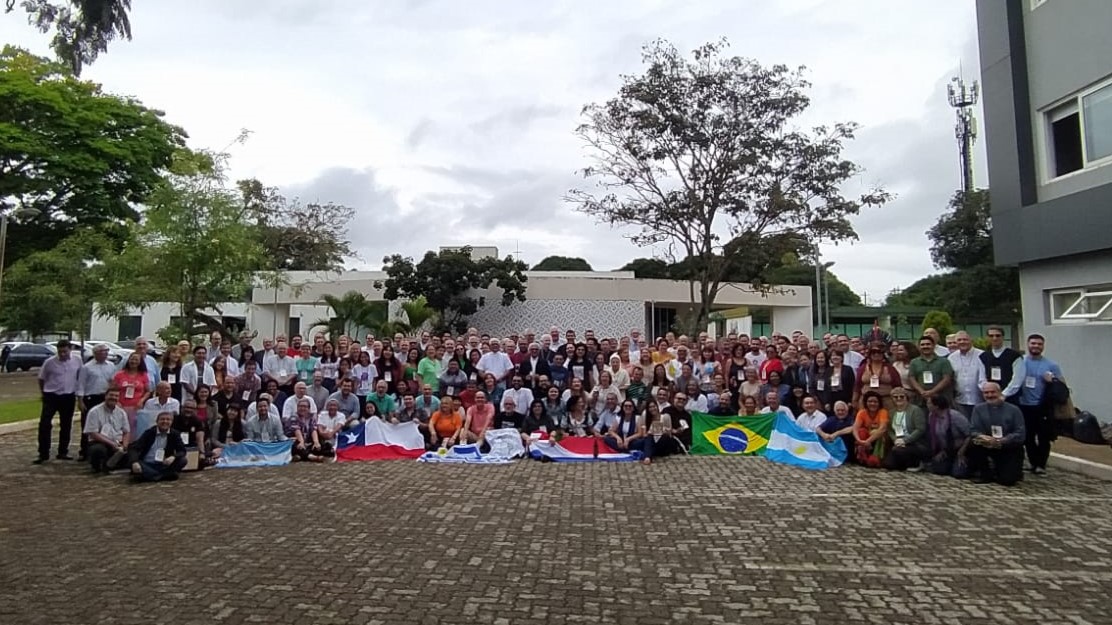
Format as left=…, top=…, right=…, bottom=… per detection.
left=143, top=381, right=181, bottom=416
left=181, top=346, right=216, bottom=397
left=477, top=339, right=515, bottom=386
left=316, top=398, right=346, bottom=455
left=264, top=342, right=298, bottom=394
left=83, top=389, right=131, bottom=473
left=282, top=382, right=319, bottom=421
left=794, top=396, right=828, bottom=432
left=759, top=391, right=794, bottom=419
left=835, top=335, right=864, bottom=370
left=501, top=375, right=534, bottom=416
left=947, top=331, right=987, bottom=418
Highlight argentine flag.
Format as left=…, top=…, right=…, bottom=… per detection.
left=765, top=414, right=846, bottom=470
left=216, top=440, right=294, bottom=468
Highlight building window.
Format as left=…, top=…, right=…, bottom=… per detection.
left=1082, top=83, right=1112, bottom=163
left=117, top=316, right=142, bottom=342
left=288, top=317, right=301, bottom=338
left=1048, top=286, right=1112, bottom=323
left=1046, top=78, right=1112, bottom=179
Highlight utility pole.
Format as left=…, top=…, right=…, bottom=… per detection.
left=947, top=75, right=979, bottom=193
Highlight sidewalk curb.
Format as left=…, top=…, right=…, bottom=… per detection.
left=1049, top=451, right=1112, bottom=482
left=0, top=419, right=43, bottom=436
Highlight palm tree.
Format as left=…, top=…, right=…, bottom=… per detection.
left=10, top=0, right=135, bottom=75
left=312, top=291, right=387, bottom=342
left=399, top=296, right=438, bottom=333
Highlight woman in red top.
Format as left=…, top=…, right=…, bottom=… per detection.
left=113, top=352, right=150, bottom=433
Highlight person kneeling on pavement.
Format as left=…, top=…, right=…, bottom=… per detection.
left=83, top=388, right=131, bottom=473
left=285, top=398, right=327, bottom=462
left=129, top=411, right=187, bottom=482
left=967, top=383, right=1026, bottom=486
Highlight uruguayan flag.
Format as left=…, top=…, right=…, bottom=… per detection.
left=216, top=440, right=294, bottom=468
left=765, top=414, right=846, bottom=470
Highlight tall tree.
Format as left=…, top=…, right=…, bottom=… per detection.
left=568, top=39, right=889, bottom=331
left=888, top=189, right=1020, bottom=321
left=96, top=149, right=265, bottom=343
left=0, top=46, right=186, bottom=267
left=5, top=0, right=134, bottom=75
left=618, top=257, right=672, bottom=279
left=532, top=256, right=593, bottom=271
left=237, top=178, right=356, bottom=272
left=0, top=230, right=110, bottom=339
left=375, top=247, right=528, bottom=334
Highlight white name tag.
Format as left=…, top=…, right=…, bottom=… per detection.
left=167, top=374, right=177, bottom=384
left=154, top=448, right=165, bottom=462
left=447, top=386, right=455, bottom=396
left=278, top=369, right=287, bottom=378
left=1024, top=376, right=1036, bottom=389
left=816, top=380, right=825, bottom=391
left=124, top=386, right=135, bottom=399
left=736, top=371, right=743, bottom=381
left=922, top=371, right=934, bottom=385
left=180, top=432, right=190, bottom=445
left=830, top=376, right=841, bottom=388
left=573, top=366, right=584, bottom=379
left=384, top=372, right=392, bottom=382
left=990, top=366, right=1002, bottom=381
left=469, top=373, right=477, bottom=382
left=242, top=391, right=251, bottom=401
left=869, top=376, right=880, bottom=388
left=991, top=425, right=1003, bottom=439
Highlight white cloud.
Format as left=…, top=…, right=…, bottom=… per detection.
left=1, top=0, right=987, bottom=294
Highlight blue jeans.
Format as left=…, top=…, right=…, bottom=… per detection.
left=136, top=457, right=187, bottom=482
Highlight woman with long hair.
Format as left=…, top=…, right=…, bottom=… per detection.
left=160, top=348, right=185, bottom=403
left=114, top=352, right=150, bottom=433
left=566, top=343, right=592, bottom=391
left=521, top=399, right=557, bottom=446
left=630, top=400, right=676, bottom=464
left=854, top=391, right=889, bottom=468
left=649, top=364, right=671, bottom=400
left=404, top=347, right=421, bottom=395
left=211, top=356, right=229, bottom=392
left=374, top=345, right=403, bottom=389
left=853, top=343, right=903, bottom=412
left=318, top=342, right=339, bottom=392
left=604, top=399, right=641, bottom=452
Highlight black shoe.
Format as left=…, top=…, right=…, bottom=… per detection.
left=32, top=457, right=47, bottom=465
left=56, top=454, right=73, bottom=461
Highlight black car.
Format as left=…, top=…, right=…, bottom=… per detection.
left=2, top=343, right=53, bottom=372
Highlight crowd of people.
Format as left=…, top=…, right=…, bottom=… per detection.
left=32, top=322, right=1066, bottom=485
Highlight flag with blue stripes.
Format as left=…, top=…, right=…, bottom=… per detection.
left=216, top=440, right=294, bottom=468
left=765, top=414, right=847, bottom=470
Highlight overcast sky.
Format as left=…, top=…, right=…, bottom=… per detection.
left=2, top=0, right=987, bottom=303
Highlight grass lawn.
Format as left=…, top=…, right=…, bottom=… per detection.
left=0, top=398, right=40, bottom=425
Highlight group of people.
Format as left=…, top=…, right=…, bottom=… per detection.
left=33, top=322, right=1065, bottom=484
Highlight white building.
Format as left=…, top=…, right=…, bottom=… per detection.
left=91, top=270, right=813, bottom=344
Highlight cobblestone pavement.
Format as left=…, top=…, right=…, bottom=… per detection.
left=3, top=430, right=1112, bottom=625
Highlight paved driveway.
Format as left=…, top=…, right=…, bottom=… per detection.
left=2, top=431, right=1111, bottom=625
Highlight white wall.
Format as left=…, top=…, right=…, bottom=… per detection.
left=1019, top=250, right=1112, bottom=417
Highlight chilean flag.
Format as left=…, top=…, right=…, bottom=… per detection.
left=336, top=417, right=426, bottom=462
left=528, top=436, right=642, bottom=462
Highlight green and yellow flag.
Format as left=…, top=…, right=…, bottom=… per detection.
left=690, top=412, right=775, bottom=456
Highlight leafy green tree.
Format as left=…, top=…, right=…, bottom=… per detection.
left=96, top=150, right=265, bottom=341
left=237, top=178, right=356, bottom=272
left=568, top=39, right=889, bottom=331
left=311, top=291, right=387, bottom=341
left=375, top=247, right=528, bottom=334
left=0, top=46, right=186, bottom=267
left=532, top=256, right=593, bottom=271
left=618, top=257, right=672, bottom=279
left=0, top=231, right=110, bottom=338
left=921, top=310, right=956, bottom=339
left=762, top=257, right=862, bottom=310
left=889, top=189, right=1020, bottom=321
left=5, top=0, right=133, bottom=74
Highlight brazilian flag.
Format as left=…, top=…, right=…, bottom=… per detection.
left=690, top=412, right=775, bottom=456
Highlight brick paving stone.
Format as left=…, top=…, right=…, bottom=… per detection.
left=2, top=430, right=1112, bottom=624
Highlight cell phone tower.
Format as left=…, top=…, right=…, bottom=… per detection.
left=947, top=75, right=979, bottom=193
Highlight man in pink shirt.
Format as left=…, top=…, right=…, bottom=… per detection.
left=461, top=391, right=494, bottom=451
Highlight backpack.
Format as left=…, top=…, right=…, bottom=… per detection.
left=1072, top=411, right=1106, bottom=445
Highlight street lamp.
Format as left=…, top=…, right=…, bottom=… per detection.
left=822, top=261, right=836, bottom=329
left=0, top=208, right=42, bottom=312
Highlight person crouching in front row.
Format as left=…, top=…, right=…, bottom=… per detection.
left=129, top=411, right=187, bottom=482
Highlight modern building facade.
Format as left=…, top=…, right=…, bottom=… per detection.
left=91, top=270, right=813, bottom=345
left=977, top=0, right=1112, bottom=412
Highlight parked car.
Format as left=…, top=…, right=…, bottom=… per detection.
left=80, top=340, right=128, bottom=365
left=115, top=339, right=164, bottom=359
left=3, top=342, right=54, bottom=372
